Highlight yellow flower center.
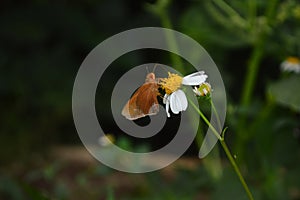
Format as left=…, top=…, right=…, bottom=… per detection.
left=160, top=72, right=183, bottom=94
left=286, top=56, right=300, bottom=64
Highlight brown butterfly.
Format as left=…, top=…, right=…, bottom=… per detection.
left=122, top=72, right=160, bottom=120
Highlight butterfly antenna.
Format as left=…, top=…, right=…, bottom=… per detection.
left=153, top=64, right=158, bottom=73
left=153, top=64, right=170, bottom=75
left=145, top=66, right=150, bottom=73
left=159, top=64, right=169, bottom=75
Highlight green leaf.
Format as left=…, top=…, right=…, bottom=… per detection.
left=268, top=75, right=300, bottom=112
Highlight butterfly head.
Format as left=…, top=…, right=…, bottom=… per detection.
left=145, top=72, right=156, bottom=83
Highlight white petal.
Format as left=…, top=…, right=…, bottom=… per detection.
left=163, top=94, right=171, bottom=117
left=182, top=71, right=208, bottom=85
left=193, top=86, right=201, bottom=96
left=170, top=90, right=188, bottom=114
left=165, top=96, right=170, bottom=117
left=163, top=94, right=168, bottom=104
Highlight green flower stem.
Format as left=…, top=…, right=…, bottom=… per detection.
left=146, top=0, right=185, bottom=72
left=189, top=99, right=222, bottom=140
left=248, top=0, right=257, bottom=27
left=205, top=1, right=233, bottom=30
left=219, top=139, right=254, bottom=200
left=189, top=99, right=254, bottom=200
left=212, top=0, right=247, bottom=28
left=210, top=98, right=222, bottom=131
left=237, top=38, right=265, bottom=151
left=240, top=38, right=265, bottom=107
left=160, top=12, right=184, bottom=72
left=237, top=0, right=279, bottom=156
left=241, top=0, right=279, bottom=109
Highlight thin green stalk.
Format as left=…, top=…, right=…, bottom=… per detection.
left=205, top=1, right=235, bottom=30
left=212, top=0, right=247, bottom=28
left=240, top=38, right=265, bottom=107
left=237, top=0, right=279, bottom=156
left=106, top=185, right=115, bottom=200
left=194, top=112, right=223, bottom=180
left=241, top=0, right=279, bottom=107
left=237, top=40, right=265, bottom=155
left=146, top=0, right=184, bottom=72
left=212, top=0, right=244, bottom=20
left=236, top=40, right=265, bottom=157
left=159, top=12, right=184, bottom=72
left=210, top=98, right=222, bottom=132
left=220, top=139, right=254, bottom=200
left=189, top=99, right=254, bottom=200
left=248, top=0, right=257, bottom=27
left=189, top=99, right=222, bottom=140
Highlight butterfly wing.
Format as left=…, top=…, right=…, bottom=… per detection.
left=136, top=83, right=159, bottom=115
left=122, top=83, right=159, bottom=120
left=122, top=94, right=144, bottom=120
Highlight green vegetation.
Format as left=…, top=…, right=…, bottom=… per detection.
left=1, top=0, right=300, bottom=199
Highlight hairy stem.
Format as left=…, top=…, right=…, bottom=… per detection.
left=189, top=99, right=254, bottom=200
left=220, top=139, right=254, bottom=200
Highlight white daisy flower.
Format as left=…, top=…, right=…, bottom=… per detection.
left=280, top=57, right=300, bottom=74
left=160, top=71, right=208, bottom=117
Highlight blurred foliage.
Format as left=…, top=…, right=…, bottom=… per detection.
left=0, top=0, right=159, bottom=163
left=268, top=74, right=300, bottom=111
left=1, top=0, right=300, bottom=199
